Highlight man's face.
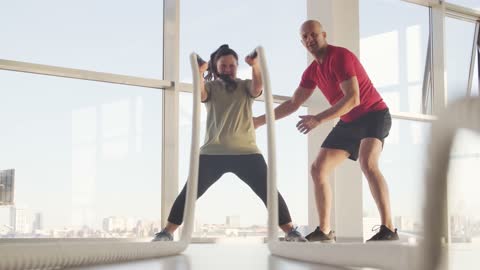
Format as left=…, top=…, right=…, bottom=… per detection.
left=216, top=55, right=238, bottom=79
left=300, top=22, right=327, bottom=54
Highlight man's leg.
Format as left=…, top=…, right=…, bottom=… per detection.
left=359, top=138, right=394, bottom=230
left=311, top=148, right=349, bottom=234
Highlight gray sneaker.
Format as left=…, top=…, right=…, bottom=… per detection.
left=284, top=227, right=308, bottom=242
left=152, top=229, right=173, bottom=242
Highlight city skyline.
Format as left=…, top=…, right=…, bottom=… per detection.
left=10, top=208, right=473, bottom=242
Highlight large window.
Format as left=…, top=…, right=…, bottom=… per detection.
left=363, top=119, right=430, bottom=241
left=178, top=92, right=307, bottom=239
left=179, top=0, right=306, bottom=96
left=0, top=0, right=164, bottom=78
left=445, top=17, right=477, bottom=103
left=178, top=92, right=207, bottom=188
left=0, top=70, right=163, bottom=238
left=350, top=0, right=478, bottom=245
left=360, top=0, right=430, bottom=114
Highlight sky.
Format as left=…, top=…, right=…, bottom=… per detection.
left=1, top=0, right=479, bottom=233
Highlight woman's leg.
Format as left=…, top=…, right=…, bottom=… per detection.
left=232, top=154, right=294, bottom=233
left=164, top=155, right=225, bottom=233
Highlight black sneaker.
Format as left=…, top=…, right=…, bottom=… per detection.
left=305, top=227, right=336, bottom=243
left=367, top=225, right=399, bottom=242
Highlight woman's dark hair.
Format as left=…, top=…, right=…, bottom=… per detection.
left=205, top=44, right=238, bottom=91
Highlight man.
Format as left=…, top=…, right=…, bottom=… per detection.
left=253, top=20, right=398, bottom=242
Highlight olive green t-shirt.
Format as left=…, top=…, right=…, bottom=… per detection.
left=200, top=78, right=261, bottom=155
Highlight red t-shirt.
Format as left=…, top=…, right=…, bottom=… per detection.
left=299, top=45, right=387, bottom=122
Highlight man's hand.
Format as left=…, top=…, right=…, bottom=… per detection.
left=296, top=115, right=322, bottom=134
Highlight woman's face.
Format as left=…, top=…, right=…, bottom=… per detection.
left=216, top=54, right=238, bottom=79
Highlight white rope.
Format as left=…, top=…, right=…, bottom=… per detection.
left=180, top=53, right=202, bottom=242
left=256, top=46, right=279, bottom=243
left=0, top=240, right=188, bottom=269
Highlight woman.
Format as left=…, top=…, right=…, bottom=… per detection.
left=153, top=44, right=306, bottom=242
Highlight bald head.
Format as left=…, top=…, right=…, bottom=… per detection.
left=300, top=20, right=328, bottom=56
left=300, top=20, right=324, bottom=34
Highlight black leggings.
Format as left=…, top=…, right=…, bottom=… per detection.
left=168, top=154, right=293, bottom=226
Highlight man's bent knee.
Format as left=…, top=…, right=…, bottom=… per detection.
left=360, top=158, right=380, bottom=179
left=311, top=163, right=329, bottom=185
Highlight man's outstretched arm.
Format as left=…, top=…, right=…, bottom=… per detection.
left=254, top=86, right=315, bottom=128
left=296, top=77, right=360, bottom=134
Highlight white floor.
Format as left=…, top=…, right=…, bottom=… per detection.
left=69, top=243, right=361, bottom=270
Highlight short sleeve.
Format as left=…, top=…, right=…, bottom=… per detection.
left=203, top=81, right=213, bottom=103
left=332, top=50, right=357, bottom=83
left=299, top=64, right=317, bottom=89
left=242, top=79, right=262, bottom=98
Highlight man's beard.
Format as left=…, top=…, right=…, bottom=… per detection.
left=218, top=74, right=238, bottom=92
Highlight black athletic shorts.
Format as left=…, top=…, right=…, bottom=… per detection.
left=321, top=109, right=391, bottom=161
